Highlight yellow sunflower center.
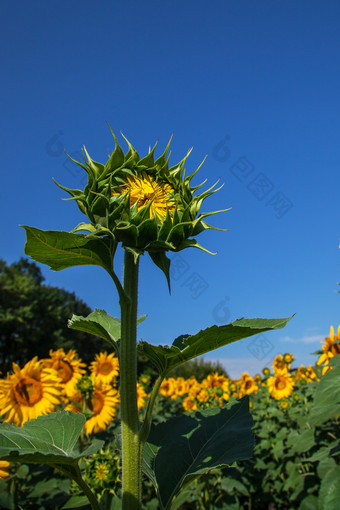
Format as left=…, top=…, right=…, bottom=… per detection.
left=88, top=391, right=104, bottom=415
left=52, top=359, right=74, bottom=383
left=13, top=377, right=43, bottom=406
left=98, top=361, right=114, bottom=375
left=114, top=173, right=176, bottom=220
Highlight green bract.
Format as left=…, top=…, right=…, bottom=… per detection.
left=55, top=128, right=228, bottom=276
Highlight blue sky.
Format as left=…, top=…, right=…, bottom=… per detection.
left=2, top=0, right=340, bottom=377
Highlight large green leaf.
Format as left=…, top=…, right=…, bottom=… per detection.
left=139, top=316, right=293, bottom=375
left=308, top=355, right=340, bottom=426
left=0, top=411, right=103, bottom=465
left=68, top=308, right=147, bottom=351
left=143, top=397, right=254, bottom=510
left=318, top=465, right=340, bottom=510
left=22, top=226, right=114, bottom=273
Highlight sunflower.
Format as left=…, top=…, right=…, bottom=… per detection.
left=0, top=357, right=62, bottom=427
left=67, top=382, right=119, bottom=435
left=42, top=349, right=86, bottom=398
left=267, top=372, right=294, bottom=400
left=272, top=354, right=289, bottom=374
left=95, top=463, right=110, bottom=485
left=196, top=388, right=210, bottom=403
left=90, top=352, right=119, bottom=385
left=172, top=377, right=188, bottom=398
left=112, top=173, right=177, bottom=221
left=317, top=326, right=340, bottom=371
left=54, top=131, right=227, bottom=286
left=294, top=365, right=317, bottom=383
left=187, top=377, right=201, bottom=397
left=229, top=381, right=238, bottom=394
left=0, top=461, right=10, bottom=479
left=137, top=382, right=148, bottom=410
left=283, top=353, right=294, bottom=364
left=262, top=367, right=271, bottom=376
left=182, top=396, right=198, bottom=413
left=279, top=399, right=290, bottom=410
left=159, top=378, right=176, bottom=397
left=239, top=374, right=258, bottom=396
left=202, top=372, right=227, bottom=389
left=140, top=375, right=150, bottom=386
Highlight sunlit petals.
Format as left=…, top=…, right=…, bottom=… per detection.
left=0, top=358, right=62, bottom=427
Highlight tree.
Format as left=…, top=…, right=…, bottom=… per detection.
left=0, top=258, right=106, bottom=373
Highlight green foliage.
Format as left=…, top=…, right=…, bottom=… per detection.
left=0, top=411, right=103, bottom=465
left=143, top=398, right=254, bottom=509
left=68, top=308, right=147, bottom=354
left=54, top=130, right=227, bottom=286
left=139, top=316, right=293, bottom=375
left=0, top=258, right=103, bottom=372
left=22, top=226, right=116, bottom=274
left=308, top=355, right=340, bottom=426
left=168, top=356, right=228, bottom=381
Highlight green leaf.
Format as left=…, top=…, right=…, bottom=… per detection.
left=290, top=429, right=315, bottom=454
left=308, top=355, right=340, bottom=426
left=317, top=457, right=337, bottom=480
left=139, top=316, right=293, bottom=375
left=62, top=495, right=91, bottom=509
left=148, top=251, right=171, bottom=292
left=143, top=397, right=254, bottom=510
left=68, top=309, right=146, bottom=350
left=298, top=495, right=319, bottom=510
left=21, top=226, right=114, bottom=274
left=0, top=411, right=103, bottom=465
left=318, top=465, right=340, bottom=510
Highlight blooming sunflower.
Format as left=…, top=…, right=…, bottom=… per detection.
left=317, top=326, right=340, bottom=373
left=294, top=365, right=317, bottom=383
left=267, top=372, right=294, bottom=400
left=196, top=388, right=210, bottom=403
left=90, top=352, right=119, bottom=385
left=42, top=349, right=86, bottom=398
left=171, top=377, right=188, bottom=399
left=0, top=461, right=10, bottom=479
left=272, top=354, right=289, bottom=374
left=67, top=382, right=119, bottom=435
left=159, top=378, right=176, bottom=398
left=137, top=382, right=148, bottom=410
left=0, top=357, right=62, bottom=426
left=183, top=396, right=198, bottom=413
left=239, top=373, right=258, bottom=396
left=202, top=372, right=227, bottom=389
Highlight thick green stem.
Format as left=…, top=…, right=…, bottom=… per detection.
left=120, top=250, right=142, bottom=510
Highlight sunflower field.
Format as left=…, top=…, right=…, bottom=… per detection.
left=0, top=326, right=339, bottom=510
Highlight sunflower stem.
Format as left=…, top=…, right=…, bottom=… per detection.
left=58, top=464, right=102, bottom=510
left=120, top=250, right=142, bottom=510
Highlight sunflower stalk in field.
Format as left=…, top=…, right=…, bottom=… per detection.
left=0, top=129, right=292, bottom=510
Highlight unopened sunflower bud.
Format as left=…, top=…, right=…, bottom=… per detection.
left=55, top=128, right=229, bottom=286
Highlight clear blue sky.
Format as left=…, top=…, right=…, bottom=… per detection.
left=2, top=0, right=340, bottom=377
